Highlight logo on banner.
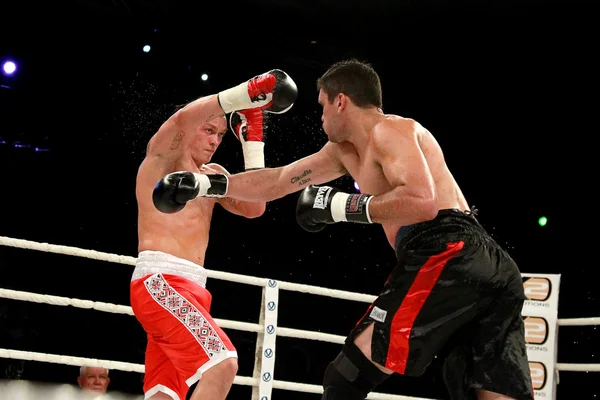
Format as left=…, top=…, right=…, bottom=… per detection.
left=529, top=361, right=547, bottom=390
left=262, top=372, right=272, bottom=382
left=268, top=279, right=277, bottom=288
left=524, top=316, right=549, bottom=345
left=264, top=348, right=273, bottom=358
left=523, top=277, right=551, bottom=301
left=266, top=324, right=275, bottom=334
left=267, top=301, right=276, bottom=311
left=261, top=397, right=268, bottom=400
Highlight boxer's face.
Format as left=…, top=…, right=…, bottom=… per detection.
left=191, top=116, right=227, bottom=166
left=319, top=89, right=348, bottom=143
left=318, top=89, right=346, bottom=143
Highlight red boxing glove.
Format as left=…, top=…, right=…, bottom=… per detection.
left=247, top=74, right=276, bottom=110
left=230, top=109, right=266, bottom=170
left=218, top=69, right=298, bottom=115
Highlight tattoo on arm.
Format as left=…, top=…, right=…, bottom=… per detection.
left=220, top=197, right=242, bottom=213
left=290, top=169, right=313, bottom=187
left=170, top=130, right=185, bottom=150
left=225, top=197, right=237, bottom=207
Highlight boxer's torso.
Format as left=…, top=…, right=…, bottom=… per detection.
left=136, top=150, right=216, bottom=267
left=336, top=115, right=470, bottom=248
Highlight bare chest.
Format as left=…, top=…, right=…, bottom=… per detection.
left=186, top=196, right=217, bottom=219
left=138, top=156, right=217, bottom=223
left=340, top=147, right=392, bottom=196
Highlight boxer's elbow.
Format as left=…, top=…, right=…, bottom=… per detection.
left=243, top=201, right=267, bottom=219
left=415, top=193, right=438, bottom=222
left=396, top=187, right=438, bottom=224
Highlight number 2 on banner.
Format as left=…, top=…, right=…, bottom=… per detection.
left=529, top=362, right=547, bottom=390
left=524, top=317, right=548, bottom=345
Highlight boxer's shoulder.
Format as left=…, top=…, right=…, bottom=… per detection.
left=201, top=163, right=230, bottom=175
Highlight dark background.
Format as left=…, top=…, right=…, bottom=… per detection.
left=0, top=0, right=597, bottom=398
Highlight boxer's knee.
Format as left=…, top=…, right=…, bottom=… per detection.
left=217, top=357, right=238, bottom=381
left=202, top=357, right=238, bottom=384
left=147, top=391, right=176, bottom=400
left=322, top=341, right=390, bottom=400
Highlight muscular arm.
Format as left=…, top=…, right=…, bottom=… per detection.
left=146, top=95, right=225, bottom=157
left=367, top=120, right=438, bottom=225
left=226, top=142, right=347, bottom=202
left=207, top=164, right=266, bottom=218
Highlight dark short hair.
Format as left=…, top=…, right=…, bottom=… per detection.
left=317, top=59, right=382, bottom=109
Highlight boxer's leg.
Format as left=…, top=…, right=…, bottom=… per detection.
left=321, top=336, right=391, bottom=400
left=322, top=240, right=480, bottom=399
left=188, top=358, right=238, bottom=400
left=140, top=273, right=237, bottom=400
left=441, top=244, right=534, bottom=400
left=143, top=335, right=187, bottom=400
left=132, top=277, right=188, bottom=400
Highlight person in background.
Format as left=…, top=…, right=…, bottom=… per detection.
left=77, top=366, right=110, bottom=397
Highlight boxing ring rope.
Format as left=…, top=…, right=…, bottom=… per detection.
left=0, top=236, right=599, bottom=400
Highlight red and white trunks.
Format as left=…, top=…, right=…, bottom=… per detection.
left=130, top=250, right=237, bottom=400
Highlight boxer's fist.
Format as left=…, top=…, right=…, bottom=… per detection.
left=153, top=171, right=200, bottom=214
left=218, top=69, right=298, bottom=114
left=296, top=185, right=374, bottom=232
left=296, top=185, right=339, bottom=232
left=230, top=109, right=267, bottom=170
left=153, top=171, right=229, bottom=213
left=247, top=69, right=298, bottom=114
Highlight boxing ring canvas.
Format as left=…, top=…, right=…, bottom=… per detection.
left=0, top=236, right=597, bottom=400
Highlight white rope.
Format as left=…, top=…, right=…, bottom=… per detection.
left=0, top=349, right=428, bottom=399
left=0, top=348, right=144, bottom=373
left=3, top=347, right=599, bottom=398
left=3, top=288, right=600, bottom=374
left=270, top=378, right=432, bottom=399
left=0, top=236, right=265, bottom=287
left=0, top=289, right=262, bottom=332
left=0, top=236, right=137, bottom=266
left=0, top=236, right=374, bottom=302
left=0, top=288, right=345, bottom=343
left=0, top=288, right=262, bottom=334
left=277, top=326, right=345, bottom=344
left=0, top=288, right=135, bottom=315
left=558, top=317, right=600, bottom=326
left=276, top=280, right=375, bottom=303
left=556, top=363, right=600, bottom=372
left=1, top=235, right=599, bottom=324
left=0, top=348, right=257, bottom=386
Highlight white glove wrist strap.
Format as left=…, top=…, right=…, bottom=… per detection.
left=241, top=141, right=265, bottom=170
left=193, top=173, right=211, bottom=197
left=331, top=192, right=373, bottom=224
left=330, top=192, right=350, bottom=222
left=218, top=82, right=251, bottom=114
left=193, top=173, right=228, bottom=197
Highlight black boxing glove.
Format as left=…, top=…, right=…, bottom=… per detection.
left=295, top=185, right=374, bottom=232
left=153, top=171, right=228, bottom=214
left=217, top=69, right=298, bottom=114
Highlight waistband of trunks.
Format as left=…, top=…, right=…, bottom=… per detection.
left=132, top=250, right=208, bottom=288
left=395, top=208, right=490, bottom=251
